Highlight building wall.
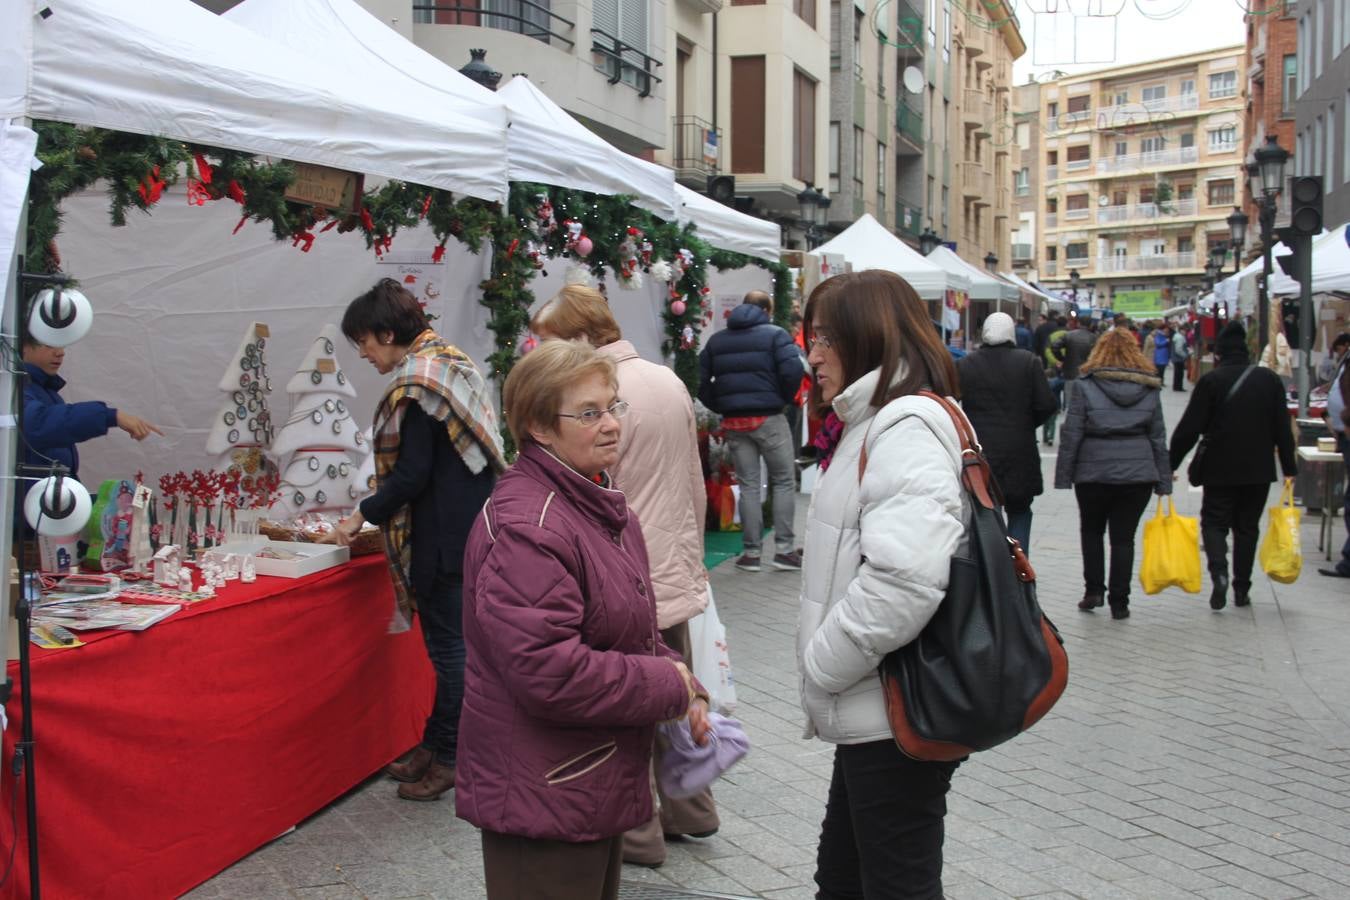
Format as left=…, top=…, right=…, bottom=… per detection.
left=1012, top=81, right=1041, bottom=278
left=1035, top=46, right=1247, bottom=307
left=654, top=0, right=722, bottom=184
left=1293, top=0, right=1350, bottom=227
left=1242, top=0, right=1297, bottom=235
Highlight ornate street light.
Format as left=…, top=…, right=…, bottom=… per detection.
left=919, top=227, right=942, bottom=255
left=1254, top=133, right=1290, bottom=199
left=797, top=182, right=818, bottom=225
left=1209, top=243, right=1228, bottom=279
left=1227, top=207, right=1249, bottom=251
left=983, top=252, right=998, bottom=272
left=815, top=188, right=831, bottom=228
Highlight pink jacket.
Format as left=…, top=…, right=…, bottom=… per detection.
left=601, top=341, right=709, bottom=629
left=456, top=442, right=691, bottom=842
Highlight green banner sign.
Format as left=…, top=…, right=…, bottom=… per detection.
left=1113, top=289, right=1164, bottom=316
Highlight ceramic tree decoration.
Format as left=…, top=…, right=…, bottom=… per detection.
left=270, top=325, right=367, bottom=517
left=208, top=322, right=279, bottom=506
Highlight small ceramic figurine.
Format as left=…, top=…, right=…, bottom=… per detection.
left=177, top=567, right=193, bottom=592
left=240, top=555, right=256, bottom=583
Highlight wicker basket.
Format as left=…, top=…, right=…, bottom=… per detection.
left=257, top=521, right=383, bottom=557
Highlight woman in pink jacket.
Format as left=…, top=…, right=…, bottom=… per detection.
left=459, top=340, right=710, bottom=899
left=531, top=286, right=718, bottom=867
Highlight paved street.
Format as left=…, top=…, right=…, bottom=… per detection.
left=190, top=388, right=1350, bottom=899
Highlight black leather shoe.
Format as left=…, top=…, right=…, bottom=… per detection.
left=1210, top=574, right=1229, bottom=610
left=1110, top=605, right=1130, bottom=620
left=1078, top=592, right=1104, bottom=611
left=1319, top=568, right=1350, bottom=578
left=1234, top=591, right=1251, bottom=607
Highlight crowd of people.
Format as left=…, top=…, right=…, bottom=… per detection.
left=313, top=273, right=1343, bottom=900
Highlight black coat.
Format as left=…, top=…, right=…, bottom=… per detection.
left=359, top=402, right=495, bottom=597
left=697, top=304, right=804, bottom=416
left=1168, top=358, right=1298, bottom=486
left=1054, top=368, right=1172, bottom=494
left=957, top=345, right=1057, bottom=508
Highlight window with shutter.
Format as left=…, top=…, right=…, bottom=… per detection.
left=795, top=70, right=818, bottom=183
left=731, top=57, right=766, bottom=174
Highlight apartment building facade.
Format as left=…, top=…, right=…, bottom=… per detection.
left=951, top=3, right=1023, bottom=273
left=1293, top=0, right=1350, bottom=228
left=1035, top=47, right=1247, bottom=311
left=1011, top=80, right=1040, bottom=279
left=1241, top=0, right=1297, bottom=232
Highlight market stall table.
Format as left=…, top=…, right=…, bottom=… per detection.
left=0, top=553, right=433, bottom=899
left=1298, top=446, right=1345, bottom=560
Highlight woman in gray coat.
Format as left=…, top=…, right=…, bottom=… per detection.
left=1054, top=328, right=1172, bottom=620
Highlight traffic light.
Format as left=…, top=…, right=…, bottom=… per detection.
left=707, top=174, right=735, bottom=204
left=1288, top=175, right=1323, bottom=236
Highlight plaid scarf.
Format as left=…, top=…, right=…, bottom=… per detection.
left=371, top=330, right=506, bottom=623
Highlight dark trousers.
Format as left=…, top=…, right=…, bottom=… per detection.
left=415, top=574, right=465, bottom=766
left=1172, top=359, right=1187, bottom=391
left=1074, top=482, right=1153, bottom=607
left=1156, top=363, right=1168, bottom=381
left=814, top=740, right=959, bottom=900
left=1201, top=484, right=1271, bottom=594
left=1005, top=502, right=1033, bottom=558
left=482, top=830, right=622, bottom=900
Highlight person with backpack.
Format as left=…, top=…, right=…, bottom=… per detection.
left=797, top=270, right=966, bottom=899
left=1169, top=321, right=1298, bottom=608
left=1055, top=328, right=1172, bottom=620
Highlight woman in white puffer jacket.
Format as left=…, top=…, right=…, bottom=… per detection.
left=797, top=270, right=967, bottom=900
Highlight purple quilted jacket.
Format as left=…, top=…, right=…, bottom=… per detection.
left=456, top=442, right=691, bottom=842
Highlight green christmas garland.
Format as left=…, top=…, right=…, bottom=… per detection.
left=26, top=122, right=786, bottom=398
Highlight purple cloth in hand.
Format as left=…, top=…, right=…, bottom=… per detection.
left=656, top=712, right=750, bottom=799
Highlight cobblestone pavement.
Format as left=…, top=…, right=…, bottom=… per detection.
left=191, top=388, right=1350, bottom=899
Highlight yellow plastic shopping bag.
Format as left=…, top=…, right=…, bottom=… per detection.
left=1259, top=480, right=1302, bottom=584
left=1139, top=497, right=1202, bottom=595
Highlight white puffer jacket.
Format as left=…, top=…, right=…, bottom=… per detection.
left=797, top=367, right=967, bottom=745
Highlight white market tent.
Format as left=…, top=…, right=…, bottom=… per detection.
left=4, top=0, right=510, bottom=204
left=224, top=0, right=681, bottom=222
left=927, top=246, right=1018, bottom=303
left=813, top=213, right=963, bottom=300
left=1000, top=270, right=1070, bottom=309
left=497, top=77, right=677, bottom=221
left=675, top=184, right=780, bottom=262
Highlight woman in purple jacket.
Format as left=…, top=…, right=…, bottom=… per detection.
left=459, top=340, right=710, bottom=900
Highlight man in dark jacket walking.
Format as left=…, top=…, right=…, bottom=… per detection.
left=1169, top=322, right=1298, bottom=609
left=699, top=291, right=805, bottom=571
left=958, top=313, right=1057, bottom=554
left=1052, top=315, right=1097, bottom=416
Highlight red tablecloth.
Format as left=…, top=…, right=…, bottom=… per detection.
left=0, top=554, right=433, bottom=899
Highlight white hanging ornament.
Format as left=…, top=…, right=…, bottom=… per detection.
left=649, top=259, right=673, bottom=283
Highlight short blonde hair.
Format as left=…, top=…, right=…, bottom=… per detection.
left=503, top=340, right=618, bottom=445
left=530, top=285, right=622, bottom=347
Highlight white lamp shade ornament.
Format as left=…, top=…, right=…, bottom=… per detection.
left=24, top=475, right=93, bottom=536
left=28, top=288, right=93, bottom=347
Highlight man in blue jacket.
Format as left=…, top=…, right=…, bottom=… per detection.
left=20, top=338, right=161, bottom=521
left=699, top=291, right=805, bottom=572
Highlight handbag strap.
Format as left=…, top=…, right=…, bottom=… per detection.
left=1201, top=365, right=1255, bottom=440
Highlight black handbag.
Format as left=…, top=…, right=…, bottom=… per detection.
left=1188, top=366, right=1254, bottom=487
left=863, top=392, right=1068, bottom=762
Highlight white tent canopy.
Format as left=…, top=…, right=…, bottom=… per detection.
left=1000, top=270, right=1069, bottom=309
left=813, top=214, right=963, bottom=300
left=12, top=0, right=511, bottom=203
left=497, top=77, right=677, bottom=221
left=675, top=184, right=780, bottom=262
left=926, top=247, right=1017, bottom=302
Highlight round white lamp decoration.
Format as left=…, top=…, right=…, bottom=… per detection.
left=27, top=287, right=93, bottom=347
left=23, top=475, right=92, bottom=536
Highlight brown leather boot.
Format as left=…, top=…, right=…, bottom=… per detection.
left=397, top=762, right=456, bottom=801
left=385, top=746, right=433, bottom=784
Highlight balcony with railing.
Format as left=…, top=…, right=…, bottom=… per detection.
left=961, top=160, right=992, bottom=204
left=1064, top=206, right=1091, bottom=222
left=413, top=1, right=575, bottom=48
left=592, top=29, right=663, bottom=96
left=1012, top=243, right=1033, bottom=261
left=1015, top=182, right=1030, bottom=197
left=1065, top=155, right=1093, bottom=173
left=894, top=0, right=924, bottom=60
left=962, top=89, right=992, bottom=134
left=1095, top=146, right=1199, bottom=174
left=896, top=99, right=924, bottom=149
left=1044, top=260, right=1058, bottom=277
left=1094, top=252, right=1199, bottom=274
left=896, top=202, right=923, bottom=240
left=1094, top=198, right=1199, bottom=224
left=1045, top=164, right=1059, bottom=181
left=1092, top=93, right=1201, bottom=128
left=671, top=117, right=721, bottom=178
left=1045, top=213, right=1058, bottom=228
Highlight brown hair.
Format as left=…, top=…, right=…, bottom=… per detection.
left=341, top=278, right=431, bottom=346
left=502, top=340, right=618, bottom=445
left=802, top=270, right=959, bottom=413
left=1080, top=327, right=1155, bottom=376
left=529, top=285, right=622, bottom=347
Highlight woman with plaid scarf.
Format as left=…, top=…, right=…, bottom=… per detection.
left=332, top=279, right=505, bottom=801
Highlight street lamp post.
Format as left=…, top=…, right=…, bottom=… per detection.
left=983, top=252, right=998, bottom=272
left=1252, top=135, right=1290, bottom=350
left=795, top=183, right=831, bottom=249
left=919, top=227, right=942, bottom=256
left=1069, top=268, right=1080, bottom=311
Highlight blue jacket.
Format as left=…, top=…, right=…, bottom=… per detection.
left=1152, top=330, right=1171, bottom=366
left=22, top=363, right=117, bottom=479
left=1015, top=324, right=1033, bottom=351
left=698, top=305, right=804, bottom=416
